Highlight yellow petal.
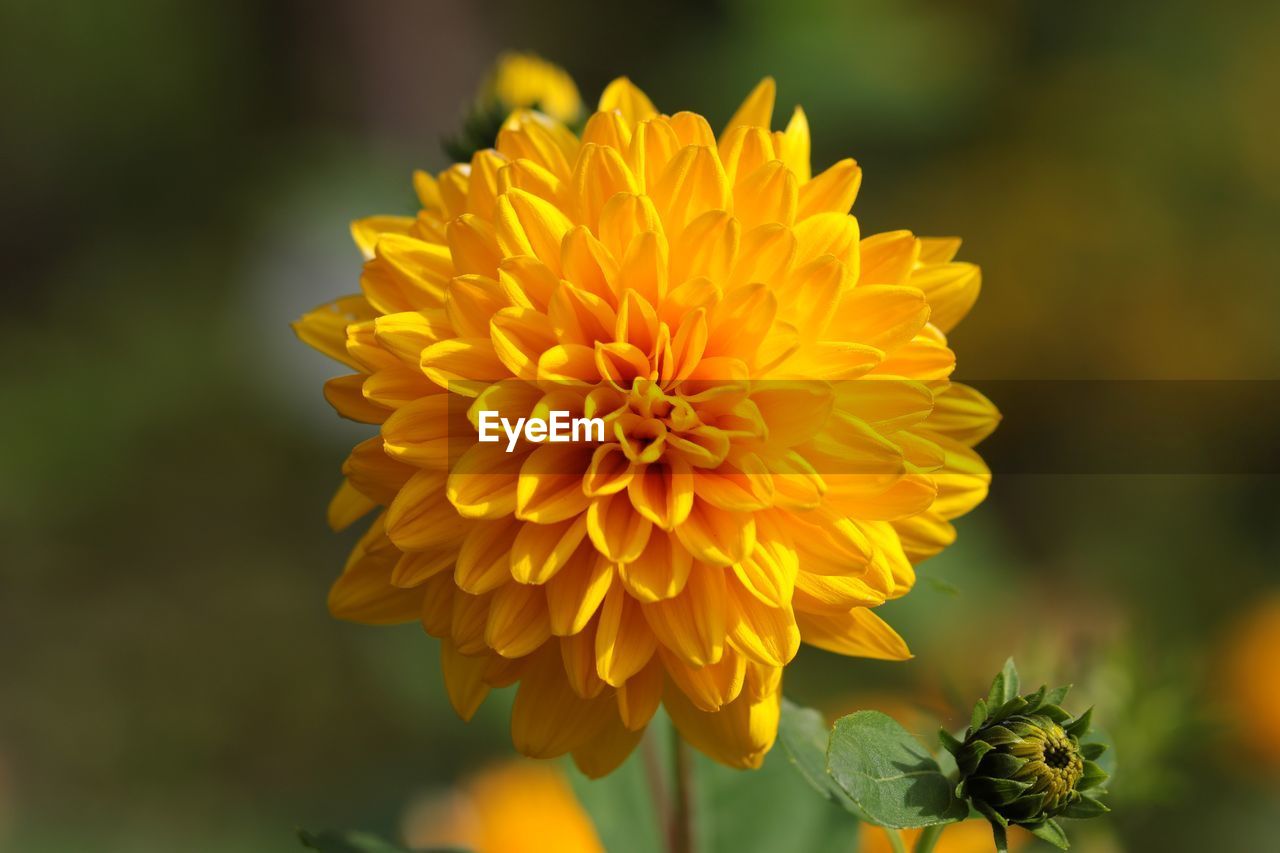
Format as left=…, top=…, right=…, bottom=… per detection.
left=776, top=106, right=811, bottom=182
left=723, top=77, right=776, bottom=136
left=560, top=621, right=608, bottom=699
left=595, top=585, right=658, bottom=686
left=455, top=517, right=521, bottom=594
left=390, top=548, right=455, bottom=588
left=385, top=469, right=457, bottom=551
left=860, top=230, right=919, bottom=285
left=587, top=492, right=653, bottom=563
left=328, top=478, right=377, bottom=532
left=617, top=655, right=665, bottom=730
left=719, top=127, right=775, bottom=187
left=367, top=234, right=453, bottom=312
left=918, top=236, right=963, bottom=264
left=511, top=646, right=609, bottom=758
left=797, top=158, right=861, bottom=219
left=733, top=160, right=797, bottom=229
left=597, top=77, right=659, bottom=128
left=446, top=442, right=524, bottom=519
left=615, top=229, right=669, bottom=308
left=782, top=340, right=883, bottom=380
left=498, top=255, right=559, bottom=311
left=626, top=458, right=694, bottom=530
left=642, top=564, right=727, bottom=666
left=496, top=112, right=577, bottom=181
left=664, top=669, right=779, bottom=769
left=342, top=436, right=413, bottom=504
left=731, top=516, right=799, bottom=608
left=628, top=117, right=681, bottom=194
left=446, top=274, right=509, bottom=339
left=490, top=306, right=557, bottom=379
left=292, top=296, right=376, bottom=369
left=516, top=443, right=594, bottom=523
left=673, top=498, right=755, bottom=566
left=510, top=515, right=590, bottom=583
left=486, top=580, right=552, bottom=658
left=380, top=394, right=455, bottom=468
left=583, top=443, right=635, bottom=497
left=618, top=530, right=693, bottom=602
left=910, top=261, right=981, bottom=333
left=830, top=285, right=929, bottom=352
left=572, top=710, right=646, bottom=779
left=796, top=606, right=912, bottom=661
left=597, top=192, right=661, bottom=264
left=661, top=646, right=746, bottom=713
left=546, top=544, right=615, bottom=636
left=351, top=215, right=415, bottom=260
left=421, top=338, right=507, bottom=396
left=549, top=281, right=617, bottom=347
left=925, top=383, right=1001, bottom=446
left=652, top=145, right=730, bottom=237
left=328, top=516, right=420, bottom=624
left=495, top=188, right=574, bottom=273
left=573, top=142, right=640, bottom=231
left=323, top=374, right=388, bottom=424
left=440, top=639, right=491, bottom=721
left=363, top=366, right=437, bottom=408
left=727, top=223, right=795, bottom=291
left=726, top=573, right=800, bottom=667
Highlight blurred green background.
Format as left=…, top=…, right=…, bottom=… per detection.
left=2, top=0, right=1279, bottom=850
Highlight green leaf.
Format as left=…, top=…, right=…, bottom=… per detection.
left=1061, top=795, right=1110, bottom=819
left=937, top=728, right=963, bottom=756
left=695, top=740, right=860, bottom=853
left=1079, top=742, right=1108, bottom=761
left=1078, top=760, right=1109, bottom=791
left=1028, top=818, right=1070, bottom=850
left=296, top=829, right=417, bottom=853
left=990, top=821, right=1009, bottom=852
left=1064, top=707, right=1093, bottom=739
left=1044, top=685, right=1072, bottom=706
left=826, top=711, right=968, bottom=829
left=987, top=659, right=1020, bottom=707
left=778, top=698, right=847, bottom=802
left=969, top=699, right=988, bottom=733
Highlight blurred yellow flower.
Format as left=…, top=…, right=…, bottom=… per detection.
left=1221, top=592, right=1280, bottom=768
left=296, top=73, right=998, bottom=774
left=861, top=823, right=1027, bottom=853
left=402, top=761, right=602, bottom=853
left=483, top=52, right=583, bottom=124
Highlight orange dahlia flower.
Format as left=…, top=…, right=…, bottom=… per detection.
left=295, top=75, right=998, bottom=775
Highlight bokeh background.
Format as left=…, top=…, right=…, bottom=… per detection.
left=3, top=0, right=1279, bottom=850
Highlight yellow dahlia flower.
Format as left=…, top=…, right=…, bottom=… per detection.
left=402, top=761, right=602, bottom=853
left=295, top=75, right=998, bottom=775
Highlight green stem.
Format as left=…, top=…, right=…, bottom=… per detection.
left=914, top=824, right=944, bottom=853
left=641, top=730, right=671, bottom=846
left=991, top=823, right=1009, bottom=853
left=670, top=733, right=696, bottom=853
left=886, top=829, right=908, bottom=853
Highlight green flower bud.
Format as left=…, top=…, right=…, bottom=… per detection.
left=941, top=660, right=1111, bottom=848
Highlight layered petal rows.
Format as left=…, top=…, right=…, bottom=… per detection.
left=296, top=77, right=999, bottom=774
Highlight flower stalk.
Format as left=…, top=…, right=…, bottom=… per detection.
left=670, top=733, right=696, bottom=853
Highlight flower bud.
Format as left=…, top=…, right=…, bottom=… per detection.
left=941, top=661, right=1110, bottom=845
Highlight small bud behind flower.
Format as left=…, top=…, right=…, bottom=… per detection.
left=940, top=660, right=1110, bottom=850
left=444, top=52, right=583, bottom=162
